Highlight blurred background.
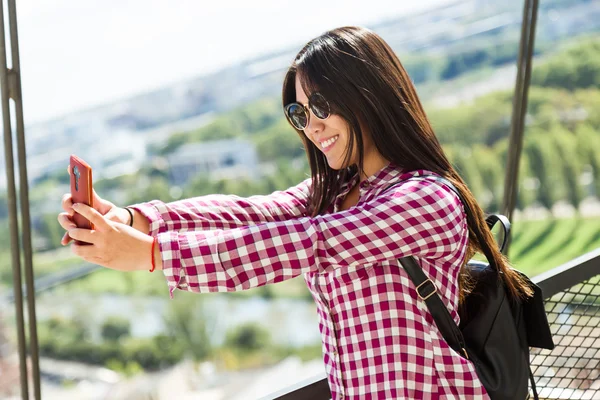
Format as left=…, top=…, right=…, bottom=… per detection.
left=0, top=0, right=599, bottom=398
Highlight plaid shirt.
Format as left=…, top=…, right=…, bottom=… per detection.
left=132, top=163, right=488, bottom=399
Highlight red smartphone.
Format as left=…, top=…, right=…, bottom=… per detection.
left=69, top=154, right=94, bottom=230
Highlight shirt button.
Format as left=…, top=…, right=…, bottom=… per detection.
left=333, top=349, right=338, bottom=356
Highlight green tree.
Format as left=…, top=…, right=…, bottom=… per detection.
left=575, top=124, right=600, bottom=198
left=235, top=97, right=282, bottom=134
left=163, top=294, right=214, bottom=361
left=552, top=130, right=584, bottom=210
left=254, top=119, right=305, bottom=162
left=531, top=39, right=600, bottom=90
left=524, top=133, right=563, bottom=209
left=224, top=322, right=271, bottom=352
left=449, top=146, right=486, bottom=207
left=127, top=177, right=173, bottom=204
left=101, top=317, right=131, bottom=342
left=472, top=146, right=504, bottom=213
left=40, top=213, right=65, bottom=249
left=515, top=152, right=537, bottom=211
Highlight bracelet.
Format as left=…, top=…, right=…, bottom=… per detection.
left=124, top=207, right=134, bottom=227
left=149, top=236, right=157, bottom=273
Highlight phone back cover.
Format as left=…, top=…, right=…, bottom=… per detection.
left=70, top=155, right=94, bottom=230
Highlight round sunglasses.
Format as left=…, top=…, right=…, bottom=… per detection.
left=284, top=92, right=331, bottom=130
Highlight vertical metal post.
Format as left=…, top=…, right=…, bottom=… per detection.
left=8, top=0, right=41, bottom=398
left=0, top=0, right=28, bottom=397
left=501, top=0, right=540, bottom=255
left=0, top=0, right=41, bottom=398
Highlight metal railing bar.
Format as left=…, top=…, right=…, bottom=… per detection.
left=261, top=373, right=330, bottom=400
left=501, top=0, right=540, bottom=253
left=532, top=248, right=600, bottom=298
left=0, top=0, right=28, bottom=397
left=7, top=0, right=41, bottom=397
left=4, top=264, right=101, bottom=303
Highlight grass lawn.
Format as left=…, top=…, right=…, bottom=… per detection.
left=509, top=217, right=600, bottom=277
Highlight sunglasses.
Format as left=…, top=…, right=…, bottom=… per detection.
left=284, top=92, right=331, bottom=130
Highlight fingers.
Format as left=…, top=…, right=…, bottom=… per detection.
left=62, top=193, right=74, bottom=216
left=70, top=241, right=95, bottom=260
left=61, top=231, right=73, bottom=246
left=57, top=212, right=76, bottom=230
left=67, top=227, right=96, bottom=245
left=58, top=212, right=76, bottom=245
left=72, top=203, right=109, bottom=230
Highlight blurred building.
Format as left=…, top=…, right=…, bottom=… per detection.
left=166, top=139, right=259, bottom=185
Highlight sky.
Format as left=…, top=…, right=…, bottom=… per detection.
left=15, top=0, right=454, bottom=124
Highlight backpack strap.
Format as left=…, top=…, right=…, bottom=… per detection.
left=485, top=214, right=511, bottom=253
left=400, top=256, right=470, bottom=358
left=400, top=256, right=539, bottom=399
left=394, top=174, right=538, bottom=399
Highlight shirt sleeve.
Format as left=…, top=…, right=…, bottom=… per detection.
left=128, top=178, right=311, bottom=236
left=159, top=179, right=467, bottom=298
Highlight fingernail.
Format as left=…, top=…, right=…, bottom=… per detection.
left=72, top=203, right=79, bottom=209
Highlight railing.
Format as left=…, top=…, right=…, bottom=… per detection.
left=530, top=248, right=600, bottom=400
left=264, top=248, right=600, bottom=400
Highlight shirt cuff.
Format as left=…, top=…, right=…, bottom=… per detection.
left=129, top=200, right=169, bottom=237
left=156, top=229, right=223, bottom=298
left=156, top=231, right=183, bottom=299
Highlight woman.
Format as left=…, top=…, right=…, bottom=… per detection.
left=59, top=26, right=532, bottom=399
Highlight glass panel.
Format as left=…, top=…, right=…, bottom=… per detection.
left=13, top=0, right=600, bottom=398
left=507, top=1, right=600, bottom=276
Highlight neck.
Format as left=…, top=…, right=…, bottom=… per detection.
left=358, top=153, right=390, bottom=183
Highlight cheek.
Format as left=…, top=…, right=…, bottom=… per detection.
left=327, top=116, right=351, bottom=137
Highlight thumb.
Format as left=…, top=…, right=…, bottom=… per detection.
left=72, top=203, right=109, bottom=231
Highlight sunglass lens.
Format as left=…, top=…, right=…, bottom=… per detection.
left=310, top=93, right=330, bottom=119
left=286, top=104, right=308, bottom=130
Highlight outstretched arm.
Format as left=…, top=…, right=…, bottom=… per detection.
left=128, top=178, right=312, bottom=236
left=159, top=179, right=467, bottom=298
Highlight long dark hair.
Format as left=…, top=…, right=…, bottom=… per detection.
left=282, top=26, right=532, bottom=301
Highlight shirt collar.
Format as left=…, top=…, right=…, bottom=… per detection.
left=338, top=161, right=438, bottom=193
left=359, top=161, right=405, bottom=189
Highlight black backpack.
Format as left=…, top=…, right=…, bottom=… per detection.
left=397, top=175, right=555, bottom=400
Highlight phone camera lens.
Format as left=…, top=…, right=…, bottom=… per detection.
left=73, top=165, right=80, bottom=191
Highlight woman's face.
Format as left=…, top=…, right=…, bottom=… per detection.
left=295, top=76, right=355, bottom=170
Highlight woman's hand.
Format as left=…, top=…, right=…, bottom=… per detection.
left=58, top=182, right=130, bottom=245
left=66, top=203, right=155, bottom=272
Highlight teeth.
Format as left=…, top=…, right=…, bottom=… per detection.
left=321, top=135, right=339, bottom=148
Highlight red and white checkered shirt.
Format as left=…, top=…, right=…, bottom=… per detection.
left=132, top=163, right=488, bottom=399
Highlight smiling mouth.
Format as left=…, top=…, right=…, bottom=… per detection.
left=320, top=135, right=339, bottom=152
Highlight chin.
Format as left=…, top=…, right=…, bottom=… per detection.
left=326, top=158, right=347, bottom=171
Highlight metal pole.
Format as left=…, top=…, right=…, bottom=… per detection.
left=502, top=0, right=540, bottom=255
left=0, top=0, right=28, bottom=397
left=7, top=0, right=41, bottom=397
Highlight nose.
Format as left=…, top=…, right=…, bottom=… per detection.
left=304, top=109, right=325, bottom=137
